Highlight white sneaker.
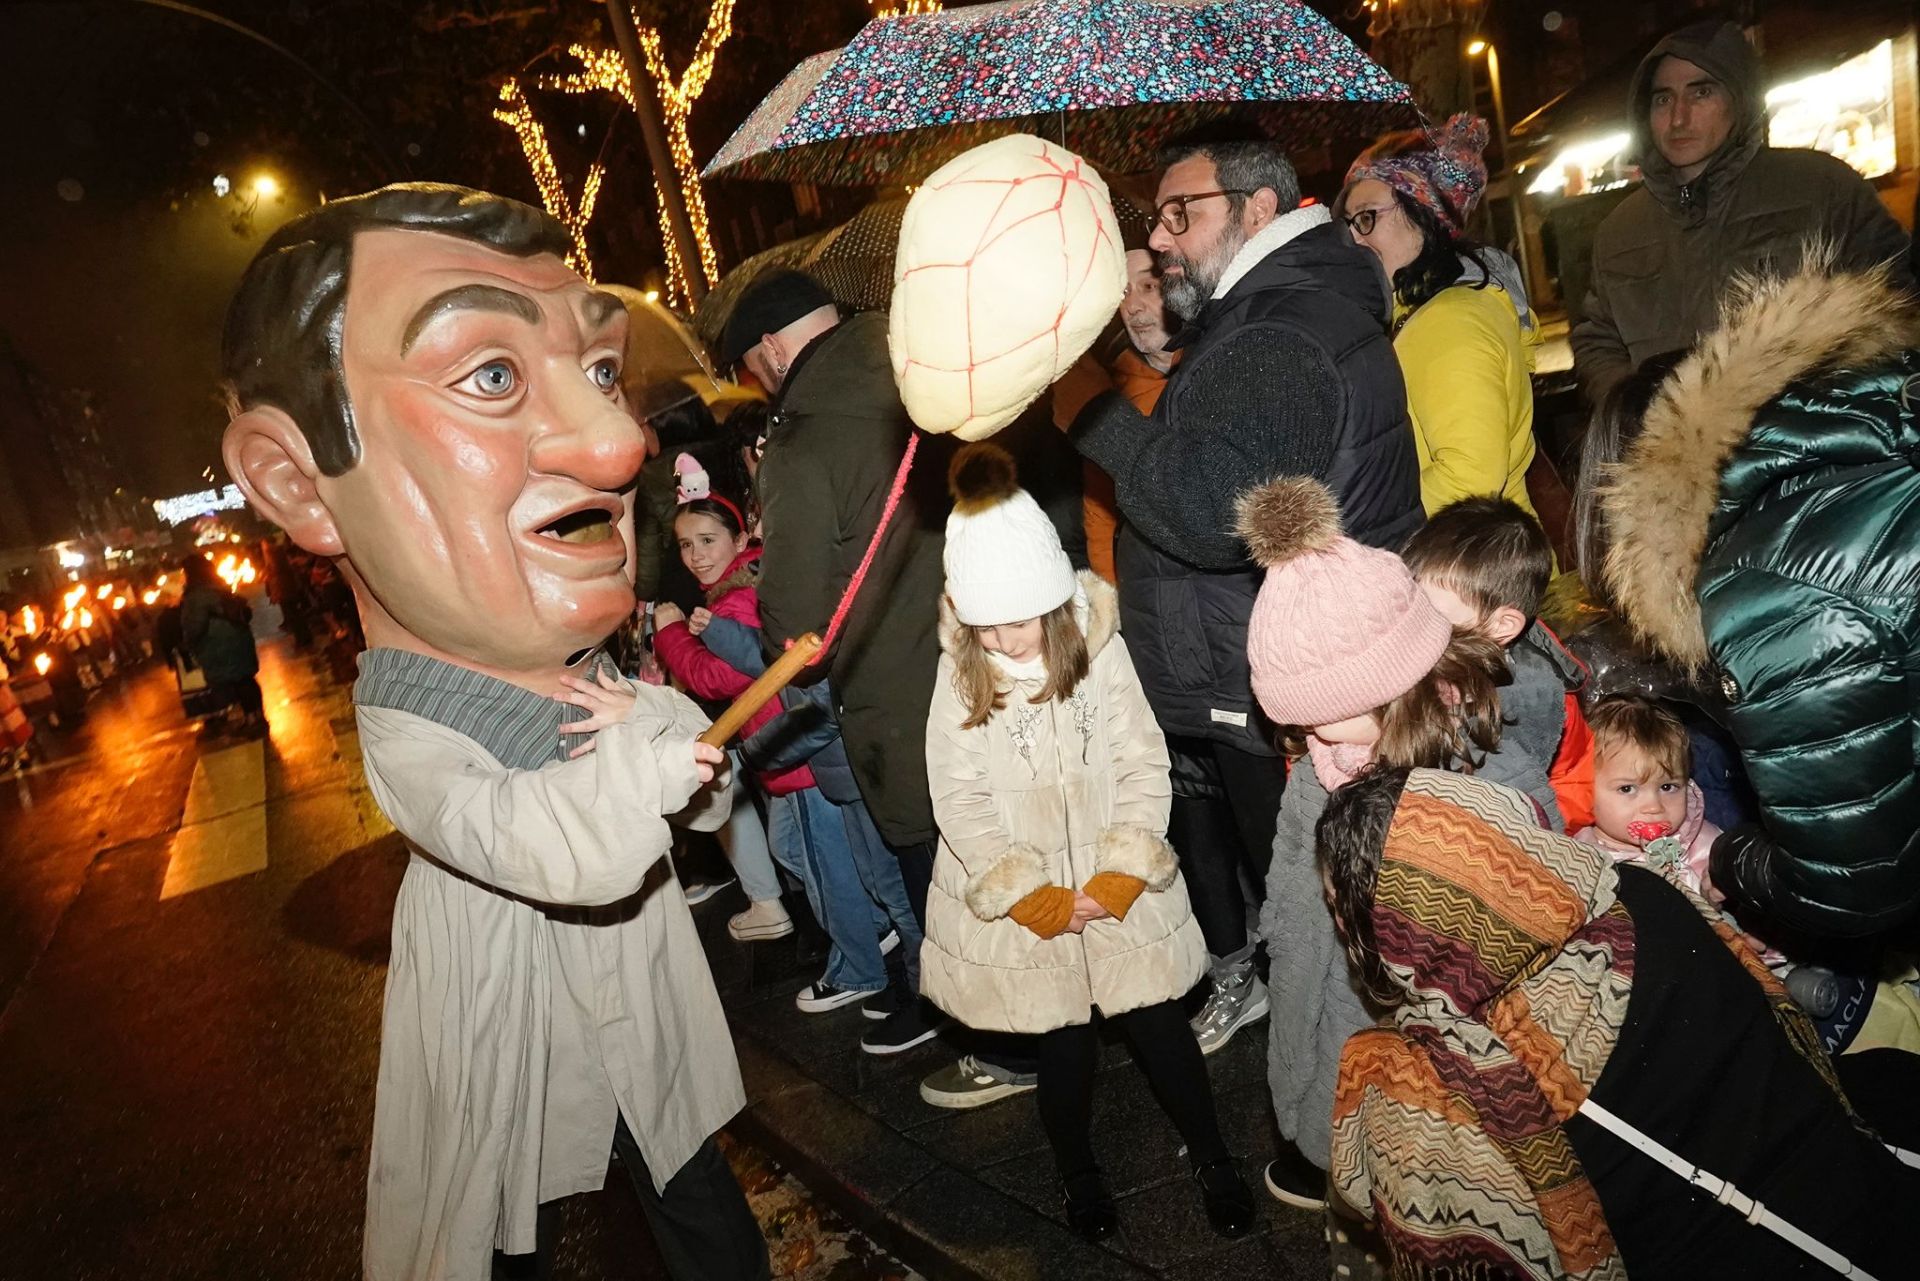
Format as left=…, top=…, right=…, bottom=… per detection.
left=1192, top=972, right=1269, bottom=1055
left=794, top=979, right=876, bottom=1013
left=728, top=898, right=794, bottom=942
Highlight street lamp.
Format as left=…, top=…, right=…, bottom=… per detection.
left=1465, top=39, right=1507, bottom=168
left=252, top=173, right=280, bottom=200
left=1466, top=37, right=1534, bottom=305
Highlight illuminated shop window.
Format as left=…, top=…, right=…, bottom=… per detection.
left=1767, top=39, right=1897, bottom=180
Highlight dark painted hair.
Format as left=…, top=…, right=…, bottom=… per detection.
left=221, top=183, right=572, bottom=477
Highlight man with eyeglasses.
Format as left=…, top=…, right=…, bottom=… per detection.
left=1065, top=136, right=1421, bottom=1211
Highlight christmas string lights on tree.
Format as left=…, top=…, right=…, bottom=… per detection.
left=493, top=79, right=606, bottom=280
left=508, top=4, right=734, bottom=308
left=873, top=1, right=942, bottom=16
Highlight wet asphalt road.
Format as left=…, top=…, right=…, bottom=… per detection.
left=0, top=640, right=679, bottom=1278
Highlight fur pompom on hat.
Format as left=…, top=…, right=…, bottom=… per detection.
left=1344, top=113, right=1489, bottom=232
left=944, top=442, right=1077, bottom=627
left=1236, top=477, right=1453, bottom=728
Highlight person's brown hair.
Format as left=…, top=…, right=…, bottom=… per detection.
left=948, top=601, right=1090, bottom=730
left=222, top=183, right=572, bottom=477
left=1587, top=694, right=1691, bottom=780
left=1277, top=629, right=1510, bottom=771
left=1401, top=497, right=1553, bottom=623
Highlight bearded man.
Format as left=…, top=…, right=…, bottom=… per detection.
left=1064, top=137, right=1421, bottom=1208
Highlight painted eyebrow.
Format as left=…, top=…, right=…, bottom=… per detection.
left=581, top=290, right=625, bottom=330
left=400, top=284, right=541, bottom=356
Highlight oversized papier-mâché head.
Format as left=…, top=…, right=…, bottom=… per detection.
left=219, top=184, right=648, bottom=675
left=889, top=134, right=1127, bottom=440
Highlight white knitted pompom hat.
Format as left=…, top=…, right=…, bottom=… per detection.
left=943, top=443, right=1077, bottom=627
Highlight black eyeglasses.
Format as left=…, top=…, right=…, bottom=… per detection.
left=1341, top=205, right=1394, bottom=237
left=1153, top=189, right=1251, bottom=235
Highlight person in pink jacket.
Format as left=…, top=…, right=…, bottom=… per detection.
left=652, top=495, right=908, bottom=1015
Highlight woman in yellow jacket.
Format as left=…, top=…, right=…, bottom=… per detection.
left=1336, top=115, right=1541, bottom=520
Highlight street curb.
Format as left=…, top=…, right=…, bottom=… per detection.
left=728, top=1032, right=1157, bottom=1281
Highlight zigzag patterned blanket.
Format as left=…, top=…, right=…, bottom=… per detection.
left=1331, top=770, right=1835, bottom=1280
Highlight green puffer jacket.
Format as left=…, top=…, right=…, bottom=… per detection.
left=1604, top=259, right=1920, bottom=938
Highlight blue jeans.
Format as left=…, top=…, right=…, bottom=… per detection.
left=838, top=795, right=923, bottom=990
left=767, top=787, right=891, bottom=993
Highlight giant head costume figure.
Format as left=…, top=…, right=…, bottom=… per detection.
left=220, top=185, right=646, bottom=684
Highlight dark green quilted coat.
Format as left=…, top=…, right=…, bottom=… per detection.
left=1701, top=354, right=1920, bottom=935
left=1605, top=263, right=1920, bottom=937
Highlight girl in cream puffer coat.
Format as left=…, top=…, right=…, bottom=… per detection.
left=918, top=443, right=1249, bottom=1243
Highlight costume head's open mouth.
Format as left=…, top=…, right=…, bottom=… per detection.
left=535, top=504, right=619, bottom=546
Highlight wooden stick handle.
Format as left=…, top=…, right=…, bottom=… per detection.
left=697, top=633, right=823, bottom=747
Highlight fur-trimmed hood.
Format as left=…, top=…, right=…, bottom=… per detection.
left=937, top=568, right=1119, bottom=664
left=1602, top=252, right=1920, bottom=668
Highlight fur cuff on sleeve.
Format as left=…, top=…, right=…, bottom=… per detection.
left=1094, top=824, right=1179, bottom=891
left=965, top=843, right=1052, bottom=921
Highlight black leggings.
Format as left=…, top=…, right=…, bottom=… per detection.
left=1166, top=737, right=1283, bottom=957
left=1037, top=999, right=1229, bottom=1182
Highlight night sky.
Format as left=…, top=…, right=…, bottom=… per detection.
left=2, top=3, right=381, bottom=500
left=0, top=0, right=869, bottom=503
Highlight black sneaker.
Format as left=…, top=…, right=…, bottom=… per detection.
left=794, top=980, right=874, bottom=1013
left=860, top=999, right=947, bottom=1056
left=1261, top=1141, right=1329, bottom=1211
left=1195, top=1158, right=1255, bottom=1238
left=861, top=983, right=907, bottom=1021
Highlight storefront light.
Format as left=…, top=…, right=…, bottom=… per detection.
left=1767, top=40, right=1896, bottom=180
left=1527, top=132, right=1631, bottom=197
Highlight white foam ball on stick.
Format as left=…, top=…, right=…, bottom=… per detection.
left=890, top=134, right=1126, bottom=440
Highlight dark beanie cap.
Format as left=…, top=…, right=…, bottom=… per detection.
left=719, top=269, right=834, bottom=367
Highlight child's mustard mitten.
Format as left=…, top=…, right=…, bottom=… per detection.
left=1008, top=885, right=1077, bottom=939
left=1081, top=872, right=1145, bottom=921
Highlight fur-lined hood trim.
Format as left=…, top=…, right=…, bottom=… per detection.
left=1601, top=250, right=1920, bottom=669
left=938, top=569, right=1118, bottom=661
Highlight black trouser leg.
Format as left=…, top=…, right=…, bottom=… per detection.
left=611, top=1118, right=771, bottom=1281
left=887, top=837, right=936, bottom=931
left=1169, top=790, right=1251, bottom=957
left=1115, top=999, right=1230, bottom=1169
left=1036, top=1021, right=1102, bottom=1179
left=1210, top=742, right=1284, bottom=913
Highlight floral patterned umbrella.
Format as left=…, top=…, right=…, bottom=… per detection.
left=704, top=0, right=1418, bottom=186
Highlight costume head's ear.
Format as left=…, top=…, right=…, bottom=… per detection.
left=223, top=405, right=345, bottom=557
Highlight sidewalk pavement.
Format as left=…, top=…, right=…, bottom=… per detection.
left=691, top=889, right=1333, bottom=1281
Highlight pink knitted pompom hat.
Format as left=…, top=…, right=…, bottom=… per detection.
left=1236, top=477, right=1452, bottom=728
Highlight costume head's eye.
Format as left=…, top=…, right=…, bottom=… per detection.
left=589, top=357, right=620, bottom=391
left=465, top=360, right=517, bottom=398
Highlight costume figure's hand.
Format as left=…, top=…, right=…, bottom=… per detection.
left=690, top=741, right=723, bottom=785
left=1068, top=891, right=1112, bottom=933
left=653, top=602, right=686, bottom=630
left=688, top=607, right=713, bottom=636
left=556, top=670, right=638, bottom=758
